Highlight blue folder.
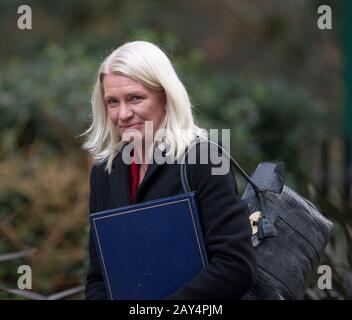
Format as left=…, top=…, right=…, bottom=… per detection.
left=89, top=192, right=208, bottom=300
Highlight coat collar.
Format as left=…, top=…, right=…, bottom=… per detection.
left=108, top=143, right=164, bottom=207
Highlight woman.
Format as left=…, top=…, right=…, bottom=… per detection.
left=82, top=41, right=256, bottom=300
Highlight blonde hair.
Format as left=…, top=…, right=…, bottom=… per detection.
left=81, top=40, right=206, bottom=173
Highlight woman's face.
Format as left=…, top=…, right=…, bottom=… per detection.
left=102, top=73, right=166, bottom=142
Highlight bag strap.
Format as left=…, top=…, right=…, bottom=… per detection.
left=180, top=137, right=278, bottom=239
left=180, top=137, right=259, bottom=192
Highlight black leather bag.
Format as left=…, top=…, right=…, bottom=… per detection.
left=180, top=138, right=334, bottom=300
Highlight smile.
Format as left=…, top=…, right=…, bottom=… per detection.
left=120, top=123, right=143, bottom=130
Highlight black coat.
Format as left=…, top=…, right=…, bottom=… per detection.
left=85, top=141, right=257, bottom=300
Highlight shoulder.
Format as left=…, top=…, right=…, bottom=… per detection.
left=184, top=139, right=238, bottom=195
left=89, top=160, right=110, bottom=186
left=185, top=138, right=232, bottom=175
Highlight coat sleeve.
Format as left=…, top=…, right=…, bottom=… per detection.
left=85, top=165, right=108, bottom=300
left=165, top=142, right=257, bottom=300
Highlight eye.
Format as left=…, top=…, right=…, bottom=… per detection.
left=130, top=96, right=142, bottom=103
left=107, top=98, right=118, bottom=106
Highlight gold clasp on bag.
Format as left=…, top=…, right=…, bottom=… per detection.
left=249, top=211, right=262, bottom=235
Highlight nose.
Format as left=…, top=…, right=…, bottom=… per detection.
left=118, top=103, right=133, bottom=122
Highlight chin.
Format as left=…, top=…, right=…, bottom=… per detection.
left=120, top=129, right=144, bottom=142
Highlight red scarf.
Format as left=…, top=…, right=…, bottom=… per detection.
left=130, top=150, right=140, bottom=204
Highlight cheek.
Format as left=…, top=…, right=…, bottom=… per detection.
left=107, top=108, right=118, bottom=121
left=133, top=98, right=165, bottom=122
left=151, top=102, right=165, bottom=123
left=133, top=104, right=151, bottom=120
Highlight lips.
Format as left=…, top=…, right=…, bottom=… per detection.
left=119, top=123, right=143, bottom=130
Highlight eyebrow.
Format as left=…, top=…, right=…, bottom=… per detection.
left=103, top=95, right=117, bottom=101
left=103, top=91, right=146, bottom=100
